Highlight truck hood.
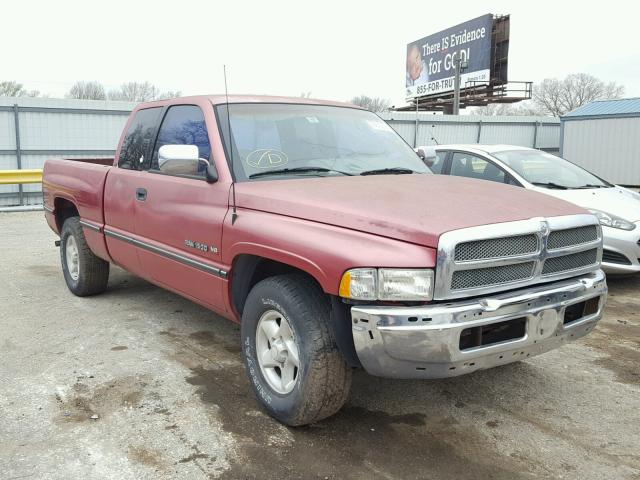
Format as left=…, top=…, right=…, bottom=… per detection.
left=235, top=175, right=585, bottom=248
left=531, top=185, right=640, bottom=223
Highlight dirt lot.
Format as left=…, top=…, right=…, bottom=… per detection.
left=1, top=211, right=638, bottom=480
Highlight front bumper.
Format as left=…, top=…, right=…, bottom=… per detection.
left=351, top=270, right=607, bottom=379
left=602, top=224, right=640, bottom=274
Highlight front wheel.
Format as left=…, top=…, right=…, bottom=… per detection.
left=60, top=217, right=109, bottom=296
left=241, top=274, right=352, bottom=426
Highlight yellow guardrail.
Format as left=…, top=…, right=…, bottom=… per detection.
left=0, top=169, right=43, bottom=185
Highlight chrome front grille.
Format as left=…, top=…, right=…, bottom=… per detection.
left=547, top=225, right=598, bottom=250
left=542, top=248, right=598, bottom=275
left=434, top=215, right=603, bottom=300
left=455, top=235, right=538, bottom=261
left=452, top=262, right=535, bottom=290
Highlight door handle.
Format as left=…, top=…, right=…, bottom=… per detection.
left=136, top=188, right=147, bottom=201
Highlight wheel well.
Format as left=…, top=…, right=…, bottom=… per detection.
left=230, top=254, right=361, bottom=368
left=54, top=198, right=79, bottom=231
left=231, top=255, right=323, bottom=316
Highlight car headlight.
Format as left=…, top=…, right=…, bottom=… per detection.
left=339, top=268, right=434, bottom=301
left=588, top=209, right=636, bottom=231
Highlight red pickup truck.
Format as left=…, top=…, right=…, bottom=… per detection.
left=43, top=95, right=607, bottom=426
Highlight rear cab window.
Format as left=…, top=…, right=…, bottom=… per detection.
left=118, top=107, right=162, bottom=170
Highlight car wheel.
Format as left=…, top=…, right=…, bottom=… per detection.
left=241, top=274, right=352, bottom=426
left=60, top=217, right=109, bottom=296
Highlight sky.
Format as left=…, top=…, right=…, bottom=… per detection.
left=3, top=0, right=640, bottom=107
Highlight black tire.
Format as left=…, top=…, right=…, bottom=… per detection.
left=60, top=217, right=110, bottom=296
left=241, top=274, right=352, bottom=426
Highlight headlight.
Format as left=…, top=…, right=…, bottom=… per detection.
left=339, top=268, right=433, bottom=301
left=339, top=268, right=377, bottom=300
left=588, top=209, right=636, bottom=231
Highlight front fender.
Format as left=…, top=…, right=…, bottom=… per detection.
left=222, top=209, right=436, bottom=295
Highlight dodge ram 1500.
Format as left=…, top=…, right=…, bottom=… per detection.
left=43, top=95, right=607, bottom=425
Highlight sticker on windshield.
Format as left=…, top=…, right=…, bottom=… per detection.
left=305, top=116, right=320, bottom=123
left=367, top=120, right=391, bottom=131
left=246, top=149, right=289, bottom=169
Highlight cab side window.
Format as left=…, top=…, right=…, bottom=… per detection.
left=450, top=152, right=506, bottom=184
left=118, top=107, right=162, bottom=170
left=150, top=105, right=211, bottom=177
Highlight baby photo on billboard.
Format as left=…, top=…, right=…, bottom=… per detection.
left=406, top=43, right=429, bottom=87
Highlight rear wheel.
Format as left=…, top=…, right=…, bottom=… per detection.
left=60, top=217, right=109, bottom=296
left=241, top=274, right=352, bottom=426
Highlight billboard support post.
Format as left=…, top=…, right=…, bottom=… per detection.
left=414, top=100, right=419, bottom=147
left=452, top=58, right=468, bottom=115
left=453, top=58, right=461, bottom=115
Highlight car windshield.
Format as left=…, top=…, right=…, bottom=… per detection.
left=492, top=149, right=611, bottom=189
left=216, top=103, right=431, bottom=181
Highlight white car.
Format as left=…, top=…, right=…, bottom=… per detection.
left=417, top=144, right=640, bottom=274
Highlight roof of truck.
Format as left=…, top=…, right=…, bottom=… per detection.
left=140, top=94, right=363, bottom=109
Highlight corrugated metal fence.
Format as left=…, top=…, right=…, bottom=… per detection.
left=0, top=97, right=135, bottom=207
left=381, top=112, right=560, bottom=151
left=0, top=97, right=560, bottom=207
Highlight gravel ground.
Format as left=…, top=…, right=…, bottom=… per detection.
left=1, top=211, right=638, bottom=480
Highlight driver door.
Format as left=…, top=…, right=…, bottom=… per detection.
left=134, top=104, right=230, bottom=312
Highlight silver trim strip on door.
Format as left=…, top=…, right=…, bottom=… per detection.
left=79, top=220, right=102, bottom=233
left=103, top=228, right=228, bottom=278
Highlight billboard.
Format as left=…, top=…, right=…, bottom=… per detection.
left=406, top=14, right=493, bottom=99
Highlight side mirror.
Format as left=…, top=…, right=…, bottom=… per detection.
left=157, top=144, right=218, bottom=182
left=414, top=146, right=436, bottom=168
left=159, top=144, right=199, bottom=163
left=205, top=163, right=218, bottom=183
left=415, top=147, right=427, bottom=160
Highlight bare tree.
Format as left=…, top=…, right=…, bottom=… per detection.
left=0, top=81, right=39, bottom=97
left=473, top=101, right=545, bottom=116
left=533, top=73, right=624, bottom=116
left=108, top=81, right=159, bottom=102
left=300, top=91, right=312, bottom=98
left=67, top=81, right=106, bottom=100
left=156, top=90, right=182, bottom=100
left=350, top=95, right=391, bottom=112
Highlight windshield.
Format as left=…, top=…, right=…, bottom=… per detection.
left=492, top=149, right=611, bottom=189
left=216, top=103, right=431, bottom=181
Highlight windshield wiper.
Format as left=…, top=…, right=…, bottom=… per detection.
left=531, top=181, right=569, bottom=190
left=575, top=184, right=608, bottom=189
left=360, top=167, right=415, bottom=176
left=249, top=167, right=353, bottom=179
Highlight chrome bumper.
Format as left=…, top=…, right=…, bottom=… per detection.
left=351, top=270, right=607, bottom=379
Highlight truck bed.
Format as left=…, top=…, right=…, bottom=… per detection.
left=61, top=157, right=114, bottom=166
left=42, top=158, right=113, bottom=230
